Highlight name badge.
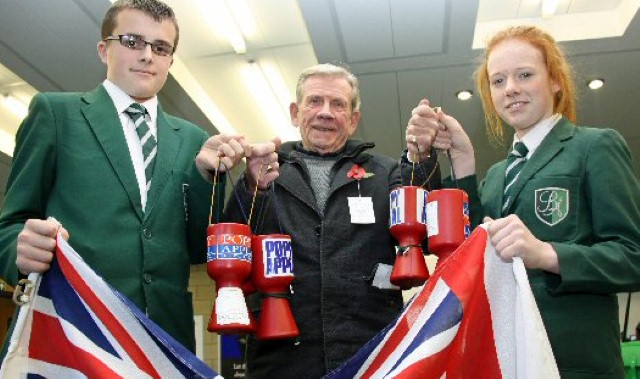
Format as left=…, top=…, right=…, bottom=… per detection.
left=348, top=196, right=375, bottom=224
left=371, top=263, right=400, bottom=290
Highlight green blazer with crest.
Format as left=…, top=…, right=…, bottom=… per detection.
left=456, top=118, right=640, bottom=379
left=0, top=85, right=224, bottom=351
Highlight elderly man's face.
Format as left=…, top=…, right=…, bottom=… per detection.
left=290, top=76, right=360, bottom=154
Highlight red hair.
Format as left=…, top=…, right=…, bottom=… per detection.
left=474, top=26, right=576, bottom=142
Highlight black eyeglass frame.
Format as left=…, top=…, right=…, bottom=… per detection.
left=104, top=34, right=175, bottom=57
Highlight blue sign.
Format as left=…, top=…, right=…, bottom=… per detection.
left=263, top=239, right=294, bottom=277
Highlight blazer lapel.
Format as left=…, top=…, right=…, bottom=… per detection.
left=144, top=106, right=180, bottom=220
left=502, top=118, right=574, bottom=215
left=81, top=86, right=143, bottom=219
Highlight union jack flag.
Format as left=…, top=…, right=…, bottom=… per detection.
left=0, top=234, right=222, bottom=379
left=325, top=226, right=559, bottom=379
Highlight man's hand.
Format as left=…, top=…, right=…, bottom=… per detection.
left=246, top=137, right=282, bottom=192
left=406, top=99, right=439, bottom=162
left=16, top=219, right=69, bottom=275
left=436, top=108, right=475, bottom=178
left=196, top=134, right=252, bottom=182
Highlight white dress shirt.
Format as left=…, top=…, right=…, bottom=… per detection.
left=102, top=80, right=158, bottom=210
left=512, top=113, right=562, bottom=159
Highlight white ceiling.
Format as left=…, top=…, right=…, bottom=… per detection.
left=1, top=0, right=640, bottom=199
left=162, top=0, right=316, bottom=142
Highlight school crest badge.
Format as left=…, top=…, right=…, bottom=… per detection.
left=535, top=187, right=569, bottom=226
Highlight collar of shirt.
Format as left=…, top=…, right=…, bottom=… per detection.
left=102, top=79, right=158, bottom=126
left=512, top=113, right=562, bottom=159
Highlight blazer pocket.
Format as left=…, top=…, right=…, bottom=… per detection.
left=172, top=169, right=190, bottom=222
left=521, top=176, right=579, bottom=242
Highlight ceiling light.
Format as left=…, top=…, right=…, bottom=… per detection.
left=541, top=0, right=560, bottom=18
left=0, top=94, right=26, bottom=157
left=169, top=56, right=238, bottom=135
left=224, top=0, right=257, bottom=39
left=456, top=90, right=473, bottom=101
left=259, top=62, right=293, bottom=117
left=196, top=0, right=247, bottom=54
left=242, top=61, right=299, bottom=142
left=0, top=128, right=14, bottom=157
left=2, top=94, right=28, bottom=119
left=587, top=79, right=604, bottom=90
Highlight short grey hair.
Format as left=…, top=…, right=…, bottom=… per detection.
left=295, top=63, right=361, bottom=112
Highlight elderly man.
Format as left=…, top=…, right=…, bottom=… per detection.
left=224, top=63, right=442, bottom=378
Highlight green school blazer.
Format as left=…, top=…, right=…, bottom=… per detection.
left=456, top=118, right=640, bottom=379
left=0, top=85, right=225, bottom=351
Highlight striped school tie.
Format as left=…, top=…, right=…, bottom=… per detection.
left=125, top=103, right=157, bottom=194
left=502, top=141, right=528, bottom=215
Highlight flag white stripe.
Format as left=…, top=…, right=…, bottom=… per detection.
left=384, top=324, right=459, bottom=379
left=17, top=358, right=89, bottom=378
left=351, top=293, right=419, bottom=378
left=363, top=280, right=455, bottom=379
left=32, top=291, right=153, bottom=378
left=56, top=237, right=185, bottom=378
left=482, top=224, right=560, bottom=379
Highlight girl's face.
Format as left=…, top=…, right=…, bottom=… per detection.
left=487, top=39, right=560, bottom=138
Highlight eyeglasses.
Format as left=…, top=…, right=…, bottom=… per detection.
left=104, top=34, right=175, bottom=57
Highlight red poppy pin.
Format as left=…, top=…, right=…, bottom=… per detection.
left=347, top=164, right=374, bottom=180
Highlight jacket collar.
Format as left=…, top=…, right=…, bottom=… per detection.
left=82, top=86, right=143, bottom=218
left=279, top=139, right=375, bottom=162
left=81, top=85, right=181, bottom=221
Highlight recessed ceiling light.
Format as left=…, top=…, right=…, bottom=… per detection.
left=456, top=90, right=473, bottom=101
left=587, top=79, right=604, bottom=90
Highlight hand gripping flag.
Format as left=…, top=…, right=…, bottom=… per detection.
left=325, top=225, right=559, bottom=379
left=0, top=233, right=223, bottom=379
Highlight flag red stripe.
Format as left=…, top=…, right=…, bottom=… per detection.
left=358, top=273, right=440, bottom=378
left=361, top=228, right=502, bottom=378
left=389, top=346, right=453, bottom=379
left=29, top=312, right=123, bottom=378
left=357, top=231, right=485, bottom=378
left=440, top=228, right=501, bottom=378
left=55, top=244, right=160, bottom=378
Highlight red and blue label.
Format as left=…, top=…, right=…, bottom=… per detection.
left=389, top=189, right=405, bottom=227
left=207, top=234, right=252, bottom=262
left=463, top=198, right=471, bottom=238
left=390, top=188, right=428, bottom=227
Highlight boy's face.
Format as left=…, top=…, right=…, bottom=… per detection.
left=97, top=9, right=176, bottom=102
